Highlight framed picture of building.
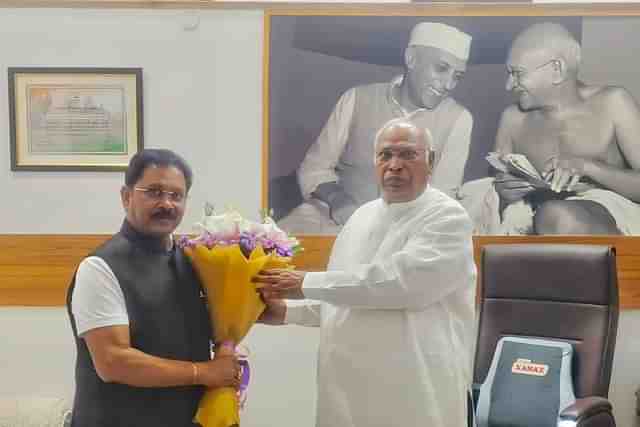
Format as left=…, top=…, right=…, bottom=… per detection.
left=263, top=4, right=640, bottom=236
left=8, top=67, right=143, bottom=171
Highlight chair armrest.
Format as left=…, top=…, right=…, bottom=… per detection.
left=559, top=397, right=612, bottom=422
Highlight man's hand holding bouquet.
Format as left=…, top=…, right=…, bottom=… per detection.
left=177, top=204, right=301, bottom=427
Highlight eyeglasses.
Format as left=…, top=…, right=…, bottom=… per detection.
left=134, top=187, right=186, bottom=203
left=376, top=148, right=426, bottom=163
left=507, top=59, right=558, bottom=83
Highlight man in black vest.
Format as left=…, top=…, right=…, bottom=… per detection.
left=67, top=149, right=240, bottom=426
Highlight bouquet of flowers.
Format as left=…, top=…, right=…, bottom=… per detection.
left=177, top=203, right=301, bottom=427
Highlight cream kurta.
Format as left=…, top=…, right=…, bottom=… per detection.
left=286, top=186, right=477, bottom=427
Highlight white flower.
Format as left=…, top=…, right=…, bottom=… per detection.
left=184, top=204, right=300, bottom=255
left=195, top=210, right=245, bottom=238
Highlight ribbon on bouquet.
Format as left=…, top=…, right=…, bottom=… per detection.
left=219, top=342, right=251, bottom=409
left=236, top=346, right=251, bottom=409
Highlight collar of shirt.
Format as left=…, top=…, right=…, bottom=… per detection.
left=379, top=185, right=432, bottom=220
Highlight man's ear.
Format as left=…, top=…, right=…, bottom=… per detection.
left=426, top=150, right=437, bottom=176
left=551, top=58, right=568, bottom=85
left=404, top=47, right=416, bottom=70
left=121, top=186, right=131, bottom=212
left=427, top=150, right=436, bottom=168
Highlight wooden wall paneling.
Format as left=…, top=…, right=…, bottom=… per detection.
left=0, top=235, right=108, bottom=306
left=1, top=234, right=639, bottom=308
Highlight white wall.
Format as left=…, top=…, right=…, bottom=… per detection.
left=0, top=8, right=266, bottom=233
left=0, top=7, right=318, bottom=427
left=1, top=8, right=640, bottom=427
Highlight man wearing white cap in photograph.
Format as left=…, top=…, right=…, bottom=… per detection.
left=278, top=22, right=473, bottom=234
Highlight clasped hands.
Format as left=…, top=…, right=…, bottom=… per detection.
left=253, top=269, right=307, bottom=326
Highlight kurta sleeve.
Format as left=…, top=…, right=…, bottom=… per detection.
left=429, top=109, right=473, bottom=198
left=284, top=302, right=322, bottom=327
left=297, top=88, right=356, bottom=199
left=302, top=206, right=476, bottom=310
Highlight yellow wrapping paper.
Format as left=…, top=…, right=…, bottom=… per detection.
left=184, top=244, right=291, bottom=427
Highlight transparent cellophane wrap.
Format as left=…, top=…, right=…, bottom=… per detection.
left=184, top=244, right=291, bottom=427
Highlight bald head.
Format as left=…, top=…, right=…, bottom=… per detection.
left=510, top=22, right=581, bottom=75
left=374, top=118, right=433, bottom=163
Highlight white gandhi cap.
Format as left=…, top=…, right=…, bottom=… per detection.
left=408, top=22, right=472, bottom=62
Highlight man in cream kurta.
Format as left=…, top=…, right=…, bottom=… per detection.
left=256, top=118, right=477, bottom=427
left=277, top=22, right=473, bottom=235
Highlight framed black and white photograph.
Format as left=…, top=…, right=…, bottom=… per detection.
left=263, top=6, right=640, bottom=236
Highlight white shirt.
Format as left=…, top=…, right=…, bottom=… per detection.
left=298, top=76, right=473, bottom=199
left=72, top=256, right=129, bottom=336
left=71, top=236, right=175, bottom=336
left=287, top=186, right=477, bottom=427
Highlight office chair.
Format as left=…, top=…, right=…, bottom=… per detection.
left=472, top=244, right=618, bottom=427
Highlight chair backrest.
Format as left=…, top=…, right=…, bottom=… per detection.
left=473, top=244, right=618, bottom=398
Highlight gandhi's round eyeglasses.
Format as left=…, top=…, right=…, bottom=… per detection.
left=507, top=59, right=558, bottom=83
left=134, top=187, right=186, bottom=203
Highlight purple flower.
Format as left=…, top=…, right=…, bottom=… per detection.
left=239, top=232, right=257, bottom=257
left=260, top=238, right=276, bottom=252
left=275, top=245, right=293, bottom=257
left=176, top=235, right=193, bottom=248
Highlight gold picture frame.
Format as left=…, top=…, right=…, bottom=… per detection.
left=8, top=67, right=143, bottom=171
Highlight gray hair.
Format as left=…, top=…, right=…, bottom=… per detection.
left=373, top=117, right=434, bottom=165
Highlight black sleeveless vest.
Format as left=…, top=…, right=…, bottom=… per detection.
left=67, top=221, right=212, bottom=427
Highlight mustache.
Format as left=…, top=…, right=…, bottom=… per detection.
left=151, top=209, right=177, bottom=220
